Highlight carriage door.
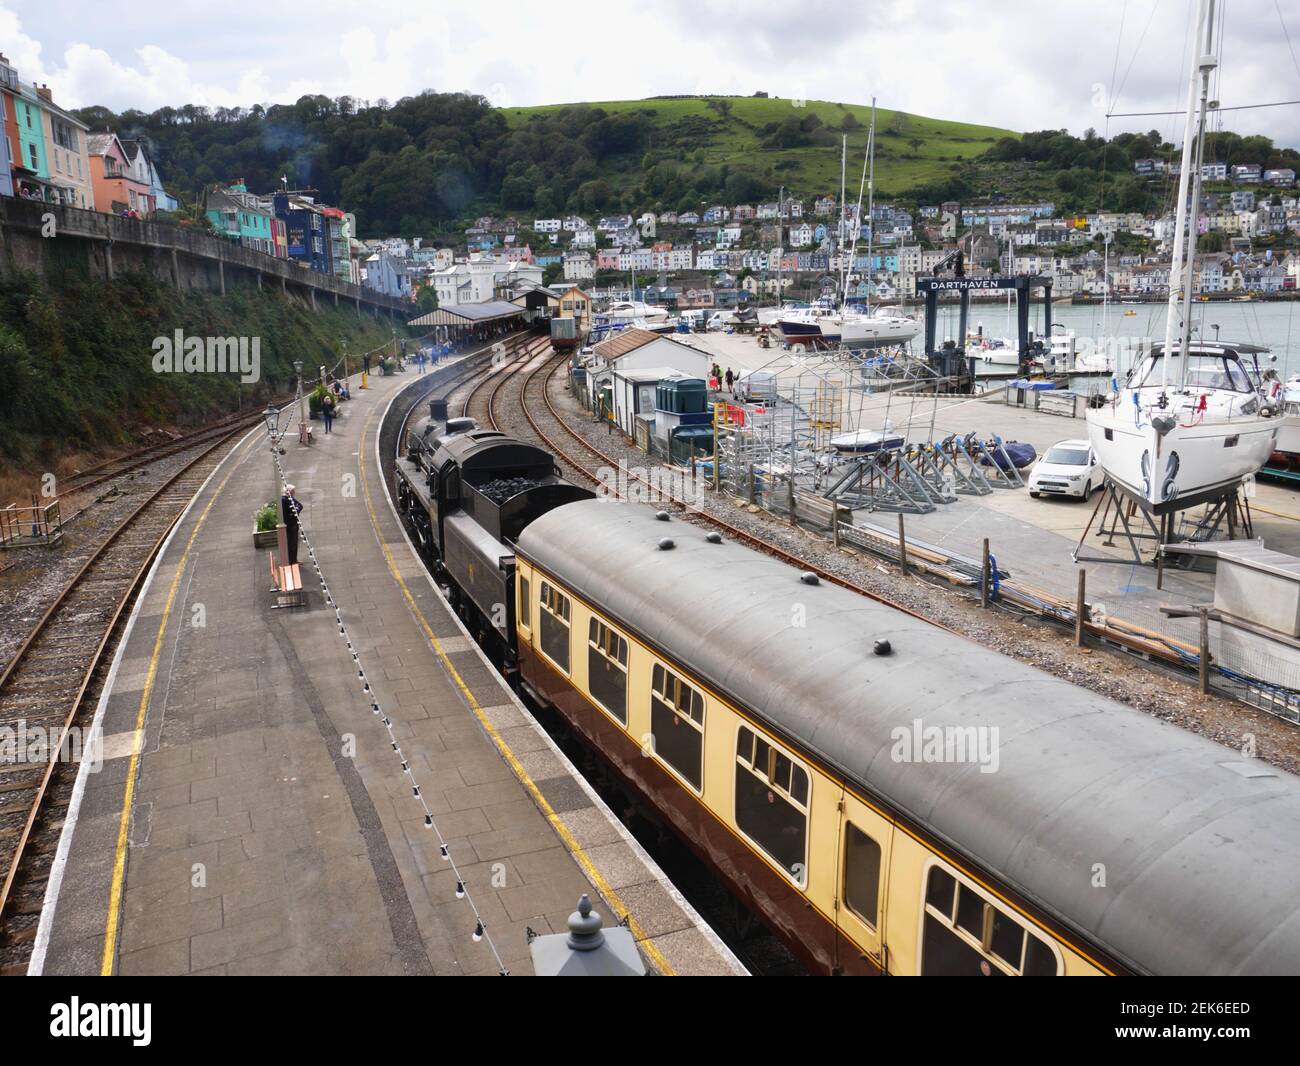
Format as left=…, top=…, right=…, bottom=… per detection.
left=836, top=791, right=892, bottom=972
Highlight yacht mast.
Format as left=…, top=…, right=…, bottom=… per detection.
left=1163, top=0, right=1217, bottom=389
left=864, top=99, right=877, bottom=315
left=839, top=135, right=847, bottom=308
left=840, top=100, right=873, bottom=310
left=777, top=184, right=784, bottom=311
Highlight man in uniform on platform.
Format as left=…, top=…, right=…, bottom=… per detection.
left=281, top=484, right=304, bottom=565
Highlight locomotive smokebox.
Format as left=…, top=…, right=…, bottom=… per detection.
left=429, top=398, right=449, bottom=422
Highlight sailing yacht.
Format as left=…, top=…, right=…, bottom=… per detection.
left=1085, top=0, right=1280, bottom=512
left=776, top=303, right=918, bottom=349
left=777, top=115, right=918, bottom=352
left=1272, top=374, right=1300, bottom=462
left=842, top=306, right=919, bottom=348
left=605, top=300, right=669, bottom=325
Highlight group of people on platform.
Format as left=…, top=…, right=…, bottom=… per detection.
left=275, top=329, right=515, bottom=561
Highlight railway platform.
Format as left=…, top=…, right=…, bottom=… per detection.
left=30, top=348, right=742, bottom=977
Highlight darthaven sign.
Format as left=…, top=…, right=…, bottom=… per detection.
left=915, top=277, right=1023, bottom=293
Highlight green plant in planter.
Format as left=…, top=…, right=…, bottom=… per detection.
left=308, top=384, right=325, bottom=417
left=254, top=502, right=278, bottom=532
left=383, top=357, right=397, bottom=373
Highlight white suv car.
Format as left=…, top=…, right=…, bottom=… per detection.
left=1027, top=439, right=1104, bottom=500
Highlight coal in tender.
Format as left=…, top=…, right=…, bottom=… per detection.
left=477, top=476, right=540, bottom=504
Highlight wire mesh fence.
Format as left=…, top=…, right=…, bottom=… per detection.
left=568, top=355, right=1300, bottom=725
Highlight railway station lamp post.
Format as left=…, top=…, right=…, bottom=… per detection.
left=527, top=895, right=645, bottom=977
left=263, top=402, right=281, bottom=487
left=294, top=360, right=310, bottom=446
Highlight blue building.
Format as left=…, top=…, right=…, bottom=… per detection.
left=273, top=192, right=329, bottom=273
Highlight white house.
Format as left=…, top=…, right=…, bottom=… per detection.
left=563, top=252, right=595, bottom=281
left=534, top=218, right=562, bottom=233
left=789, top=222, right=814, bottom=248
left=591, top=328, right=710, bottom=436
left=434, top=259, right=543, bottom=306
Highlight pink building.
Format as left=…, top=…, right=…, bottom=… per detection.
left=86, top=132, right=153, bottom=216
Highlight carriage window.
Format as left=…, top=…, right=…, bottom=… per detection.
left=517, top=575, right=530, bottom=632
left=734, top=725, right=808, bottom=884
left=649, top=663, right=704, bottom=790
left=538, top=582, right=570, bottom=674
left=588, top=618, right=628, bottom=724
left=921, top=864, right=1060, bottom=976
left=843, top=823, right=882, bottom=929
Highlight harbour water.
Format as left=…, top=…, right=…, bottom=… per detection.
left=957, top=300, right=1300, bottom=380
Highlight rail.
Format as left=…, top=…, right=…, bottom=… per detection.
left=0, top=423, right=257, bottom=951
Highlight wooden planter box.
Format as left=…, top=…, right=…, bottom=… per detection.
left=253, top=528, right=278, bottom=549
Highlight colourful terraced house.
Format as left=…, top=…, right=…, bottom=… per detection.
left=206, top=182, right=277, bottom=254
left=86, top=132, right=153, bottom=215
left=12, top=77, right=49, bottom=196
left=0, top=53, right=18, bottom=199
left=38, top=84, right=92, bottom=210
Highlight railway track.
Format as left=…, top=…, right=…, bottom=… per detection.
left=36, top=400, right=295, bottom=535
left=0, top=421, right=265, bottom=972
left=460, top=335, right=551, bottom=427
left=506, top=355, right=1234, bottom=674
left=501, top=350, right=954, bottom=633
left=387, top=331, right=538, bottom=470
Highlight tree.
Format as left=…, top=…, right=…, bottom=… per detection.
left=886, top=111, right=910, bottom=135
left=416, top=287, right=439, bottom=312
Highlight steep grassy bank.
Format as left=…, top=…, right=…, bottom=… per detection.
left=0, top=271, right=405, bottom=481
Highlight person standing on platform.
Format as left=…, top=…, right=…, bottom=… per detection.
left=321, top=391, right=335, bottom=434
left=363, top=353, right=371, bottom=376
left=724, top=368, right=734, bottom=395
left=281, top=485, right=304, bottom=565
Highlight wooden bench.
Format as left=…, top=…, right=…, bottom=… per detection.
left=268, top=551, right=305, bottom=608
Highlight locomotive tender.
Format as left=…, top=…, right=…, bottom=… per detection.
left=394, top=398, right=1300, bottom=976
left=394, top=398, right=592, bottom=666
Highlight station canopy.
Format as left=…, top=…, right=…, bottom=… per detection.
left=408, top=300, right=527, bottom=327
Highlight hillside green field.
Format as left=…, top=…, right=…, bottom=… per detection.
left=501, top=96, right=1019, bottom=201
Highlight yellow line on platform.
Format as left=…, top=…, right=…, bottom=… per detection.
left=1251, top=503, right=1300, bottom=521
left=99, top=433, right=260, bottom=975
left=357, top=403, right=677, bottom=976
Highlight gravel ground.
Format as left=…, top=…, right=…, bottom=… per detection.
left=516, top=357, right=1300, bottom=776
left=0, top=443, right=239, bottom=675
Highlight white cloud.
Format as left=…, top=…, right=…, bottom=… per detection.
left=1, top=0, right=1298, bottom=146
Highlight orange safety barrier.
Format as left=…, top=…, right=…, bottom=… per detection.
left=712, top=401, right=746, bottom=428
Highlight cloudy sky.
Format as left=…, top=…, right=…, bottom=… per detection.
left=4, top=0, right=1300, bottom=147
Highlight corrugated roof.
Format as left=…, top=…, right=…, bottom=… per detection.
left=407, top=300, right=527, bottom=326
left=592, top=327, right=660, bottom=360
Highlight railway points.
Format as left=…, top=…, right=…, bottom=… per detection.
left=19, top=339, right=742, bottom=977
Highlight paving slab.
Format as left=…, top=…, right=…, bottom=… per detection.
left=33, top=347, right=743, bottom=977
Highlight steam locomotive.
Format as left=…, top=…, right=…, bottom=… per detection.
left=393, top=398, right=593, bottom=671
